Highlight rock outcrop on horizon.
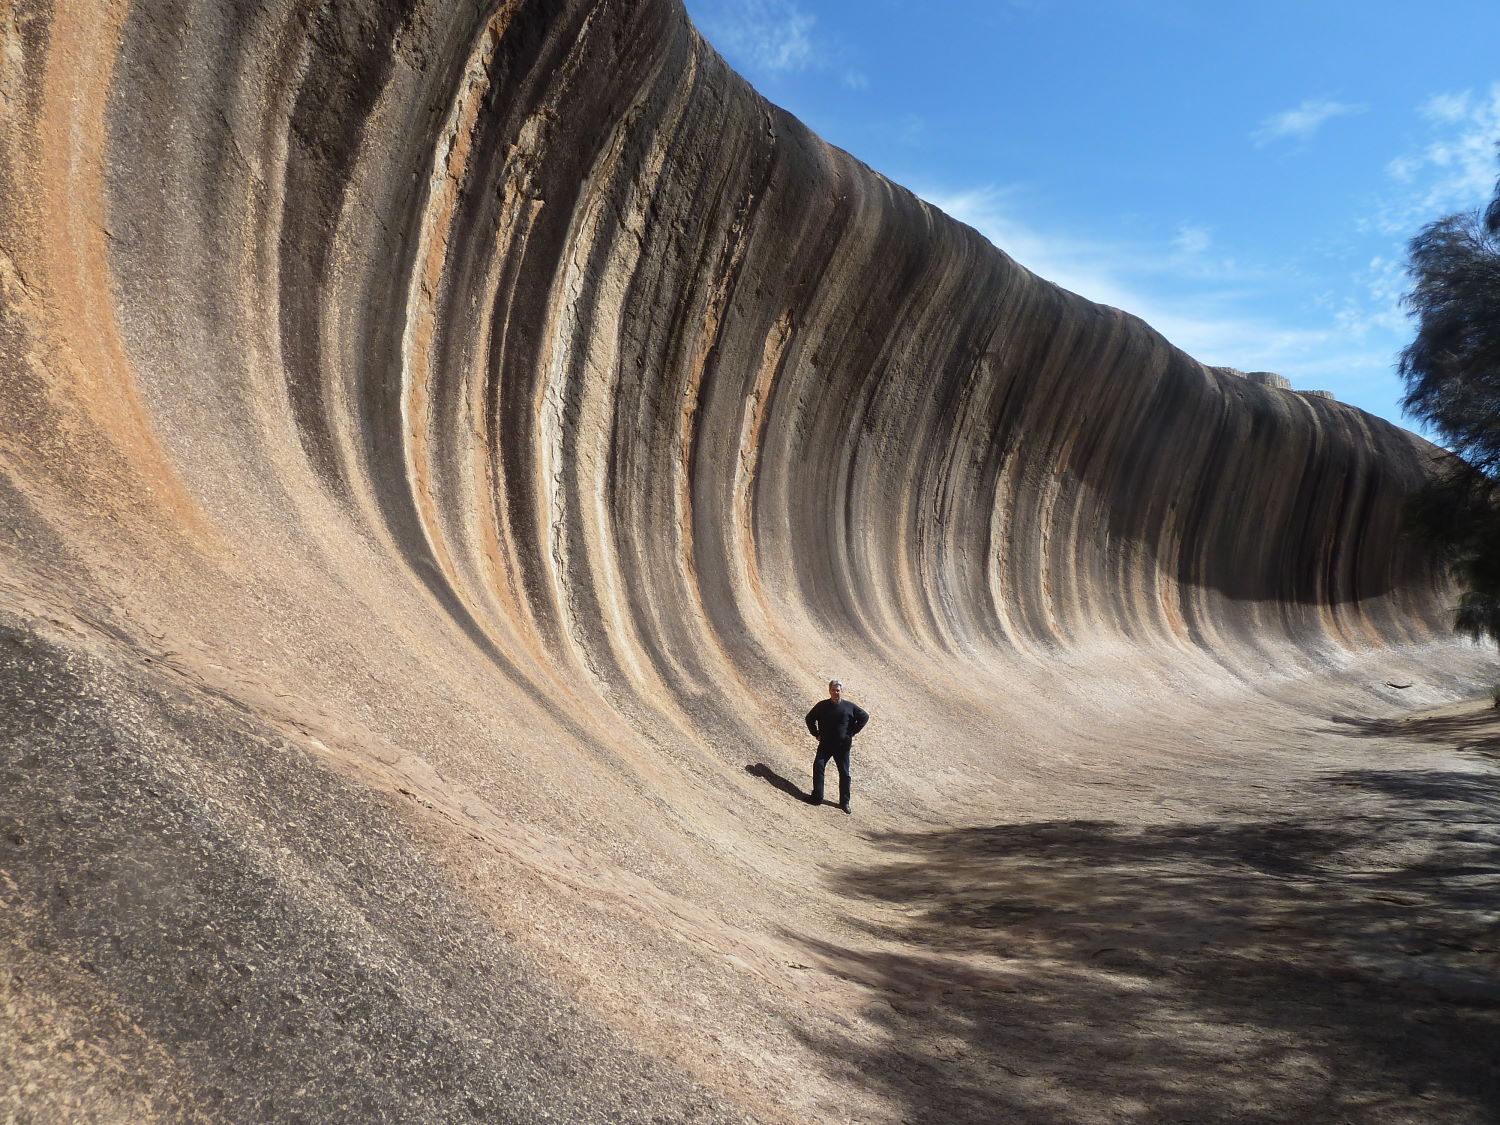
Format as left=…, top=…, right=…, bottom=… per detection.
left=0, top=1, right=1489, bottom=1122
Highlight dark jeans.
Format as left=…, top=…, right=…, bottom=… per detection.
left=811, top=740, right=852, bottom=808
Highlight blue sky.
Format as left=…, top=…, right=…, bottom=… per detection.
left=681, top=0, right=1500, bottom=433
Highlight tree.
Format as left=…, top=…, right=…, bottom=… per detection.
left=1398, top=151, right=1500, bottom=645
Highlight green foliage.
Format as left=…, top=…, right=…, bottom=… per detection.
left=1403, top=463, right=1500, bottom=642
left=1399, top=149, right=1500, bottom=645
left=1399, top=213, right=1500, bottom=473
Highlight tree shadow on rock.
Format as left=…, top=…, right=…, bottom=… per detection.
left=1325, top=766, right=1500, bottom=808
left=1328, top=709, right=1500, bottom=759
left=792, top=797, right=1500, bottom=1123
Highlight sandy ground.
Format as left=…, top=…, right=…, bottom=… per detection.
left=752, top=696, right=1500, bottom=1125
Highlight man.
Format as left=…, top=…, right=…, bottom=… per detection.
left=804, top=679, right=869, bottom=814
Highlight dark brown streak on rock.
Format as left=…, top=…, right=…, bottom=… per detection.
left=278, top=0, right=424, bottom=492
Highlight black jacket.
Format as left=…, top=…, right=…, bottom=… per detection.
left=805, top=699, right=869, bottom=743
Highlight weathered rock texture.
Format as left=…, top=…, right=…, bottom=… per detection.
left=1, top=1, right=1494, bottom=1122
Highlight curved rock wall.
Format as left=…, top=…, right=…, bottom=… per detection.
left=2, top=0, right=1453, bottom=706
left=0, top=0, right=1482, bottom=1121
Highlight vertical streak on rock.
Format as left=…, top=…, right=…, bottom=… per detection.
left=542, top=12, right=691, bottom=704
left=397, top=5, right=512, bottom=625
left=474, top=110, right=552, bottom=664
left=531, top=0, right=646, bottom=698
left=0, top=0, right=200, bottom=535
left=732, top=307, right=793, bottom=632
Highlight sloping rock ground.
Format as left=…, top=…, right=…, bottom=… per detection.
left=0, top=0, right=1497, bottom=1121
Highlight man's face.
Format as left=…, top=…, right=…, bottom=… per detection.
left=828, top=682, right=842, bottom=701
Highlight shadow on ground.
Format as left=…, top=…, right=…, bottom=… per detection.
left=794, top=766, right=1500, bottom=1123
left=746, top=762, right=809, bottom=803
left=1329, top=707, right=1500, bottom=759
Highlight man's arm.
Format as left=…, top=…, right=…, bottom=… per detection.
left=851, top=704, right=869, bottom=735
left=805, top=703, right=821, bottom=738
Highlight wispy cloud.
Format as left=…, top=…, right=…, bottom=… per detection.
left=914, top=184, right=1340, bottom=379
left=1377, top=83, right=1500, bottom=233
left=1172, top=223, right=1212, bottom=256
left=1252, top=99, right=1366, bottom=147
left=1419, top=91, right=1473, bottom=124
left=696, top=0, right=816, bottom=73
left=1326, top=256, right=1407, bottom=339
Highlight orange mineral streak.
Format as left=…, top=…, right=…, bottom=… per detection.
left=401, top=8, right=513, bottom=600
left=733, top=309, right=793, bottom=624
left=1, top=0, right=201, bottom=539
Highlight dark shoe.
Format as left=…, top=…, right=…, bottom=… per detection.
left=807, top=795, right=822, bottom=805
left=839, top=803, right=851, bottom=815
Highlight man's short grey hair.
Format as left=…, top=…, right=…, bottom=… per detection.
left=828, top=679, right=842, bottom=688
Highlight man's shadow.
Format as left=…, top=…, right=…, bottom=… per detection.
left=745, top=763, right=816, bottom=804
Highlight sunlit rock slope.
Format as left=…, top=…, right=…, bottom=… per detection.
left=0, top=1, right=1489, bottom=1121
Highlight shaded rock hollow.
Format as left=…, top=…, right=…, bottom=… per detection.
left=0, top=1, right=1491, bottom=1122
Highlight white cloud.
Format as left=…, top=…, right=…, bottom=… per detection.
left=1172, top=223, right=1212, bottom=256
left=914, top=184, right=1335, bottom=375
left=1252, top=99, right=1366, bottom=147
left=1420, top=91, right=1471, bottom=124
left=905, top=181, right=1427, bottom=422
left=1328, top=257, right=1407, bottom=340
left=698, top=0, right=816, bottom=73
left=1376, top=82, right=1500, bottom=233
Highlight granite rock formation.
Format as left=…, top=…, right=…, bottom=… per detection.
left=0, top=1, right=1492, bottom=1122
